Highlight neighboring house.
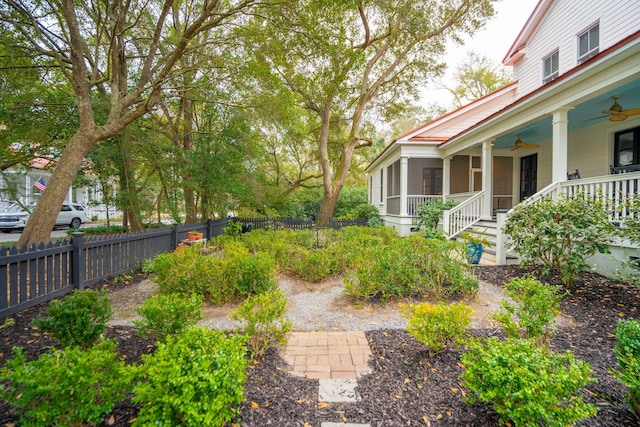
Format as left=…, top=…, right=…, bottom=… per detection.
left=0, top=158, right=118, bottom=221
left=366, top=0, right=640, bottom=275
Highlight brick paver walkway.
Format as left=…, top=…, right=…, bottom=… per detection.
left=282, top=331, right=372, bottom=379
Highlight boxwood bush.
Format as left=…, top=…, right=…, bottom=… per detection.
left=402, top=301, right=472, bottom=355
left=613, top=319, right=640, bottom=416
left=150, top=242, right=276, bottom=302
left=491, top=276, right=563, bottom=346
left=32, top=289, right=113, bottom=349
left=132, top=327, right=248, bottom=426
left=231, top=288, right=292, bottom=357
left=0, top=339, right=133, bottom=426
left=461, top=338, right=596, bottom=427
left=134, top=293, right=204, bottom=340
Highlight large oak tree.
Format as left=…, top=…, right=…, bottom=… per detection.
left=1, top=0, right=259, bottom=245
left=239, top=0, right=496, bottom=225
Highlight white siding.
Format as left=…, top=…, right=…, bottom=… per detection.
left=513, top=0, right=640, bottom=96
left=569, top=116, right=640, bottom=178
left=368, top=166, right=386, bottom=215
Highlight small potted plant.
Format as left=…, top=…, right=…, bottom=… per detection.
left=458, top=229, right=491, bottom=265
left=187, top=230, right=204, bottom=241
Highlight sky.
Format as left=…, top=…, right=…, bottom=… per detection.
left=421, top=0, right=540, bottom=107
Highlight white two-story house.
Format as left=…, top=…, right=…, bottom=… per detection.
left=366, top=0, right=640, bottom=273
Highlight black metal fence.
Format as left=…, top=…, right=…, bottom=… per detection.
left=0, top=217, right=369, bottom=318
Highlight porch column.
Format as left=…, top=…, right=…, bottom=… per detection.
left=443, top=156, right=451, bottom=199
left=482, top=140, right=493, bottom=219
left=552, top=107, right=572, bottom=182
left=400, top=156, right=408, bottom=216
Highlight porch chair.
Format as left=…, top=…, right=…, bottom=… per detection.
left=567, top=169, right=581, bottom=180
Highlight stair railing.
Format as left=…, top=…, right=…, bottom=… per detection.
left=443, top=191, right=484, bottom=238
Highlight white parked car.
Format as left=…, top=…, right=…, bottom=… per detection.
left=0, top=202, right=88, bottom=233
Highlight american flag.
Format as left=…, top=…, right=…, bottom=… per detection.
left=34, top=177, right=46, bottom=191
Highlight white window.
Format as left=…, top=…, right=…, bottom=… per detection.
left=542, top=49, right=559, bottom=84
left=578, top=23, right=599, bottom=64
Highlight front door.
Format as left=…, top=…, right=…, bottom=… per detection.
left=520, top=154, right=537, bottom=201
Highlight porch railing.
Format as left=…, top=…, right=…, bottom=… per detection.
left=443, top=191, right=484, bottom=238
left=407, top=195, right=443, bottom=217
left=559, top=172, right=640, bottom=221
left=444, top=191, right=477, bottom=204
left=495, top=171, right=640, bottom=264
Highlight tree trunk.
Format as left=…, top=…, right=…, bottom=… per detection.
left=318, top=190, right=339, bottom=226
left=18, top=130, right=94, bottom=246
left=118, top=133, right=144, bottom=232
left=182, top=78, right=196, bottom=224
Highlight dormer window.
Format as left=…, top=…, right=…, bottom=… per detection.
left=542, top=50, right=559, bottom=84
left=578, top=22, right=599, bottom=64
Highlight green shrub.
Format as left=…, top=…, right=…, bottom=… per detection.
left=344, top=236, right=478, bottom=302
left=416, top=199, right=457, bottom=234
left=134, top=293, right=204, bottom=340
left=231, top=288, right=292, bottom=357
left=401, top=301, right=472, bottom=355
left=150, top=246, right=214, bottom=296
left=491, top=277, right=563, bottom=346
left=504, top=194, right=614, bottom=287
left=225, top=250, right=277, bottom=295
left=0, top=339, right=133, bottom=426
left=151, top=242, right=277, bottom=302
left=291, top=247, right=339, bottom=282
left=223, top=219, right=243, bottom=237
left=132, top=327, right=248, bottom=427
left=613, top=319, right=640, bottom=416
left=461, top=338, right=596, bottom=427
left=33, top=289, right=113, bottom=348
left=351, top=203, right=380, bottom=220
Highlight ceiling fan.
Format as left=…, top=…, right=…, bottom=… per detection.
left=600, top=96, right=640, bottom=121
left=511, top=134, right=540, bottom=151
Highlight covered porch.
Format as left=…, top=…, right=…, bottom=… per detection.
left=438, top=33, right=640, bottom=237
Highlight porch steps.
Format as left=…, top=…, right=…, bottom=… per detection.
left=455, top=219, right=520, bottom=265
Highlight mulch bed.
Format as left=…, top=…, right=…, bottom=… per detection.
left=1, top=267, right=639, bottom=426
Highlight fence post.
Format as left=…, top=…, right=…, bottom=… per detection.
left=206, top=219, right=212, bottom=240
left=172, top=223, right=179, bottom=249
left=71, top=232, right=86, bottom=290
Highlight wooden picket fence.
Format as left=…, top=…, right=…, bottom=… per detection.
left=0, top=217, right=369, bottom=318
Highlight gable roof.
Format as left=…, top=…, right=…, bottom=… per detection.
left=503, top=0, right=550, bottom=65
left=365, top=82, right=517, bottom=172
left=440, top=29, right=640, bottom=149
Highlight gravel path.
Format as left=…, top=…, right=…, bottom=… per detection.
left=109, top=274, right=507, bottom=331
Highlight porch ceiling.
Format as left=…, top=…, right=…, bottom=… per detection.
left=491, top=78, right=640, bottom=150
